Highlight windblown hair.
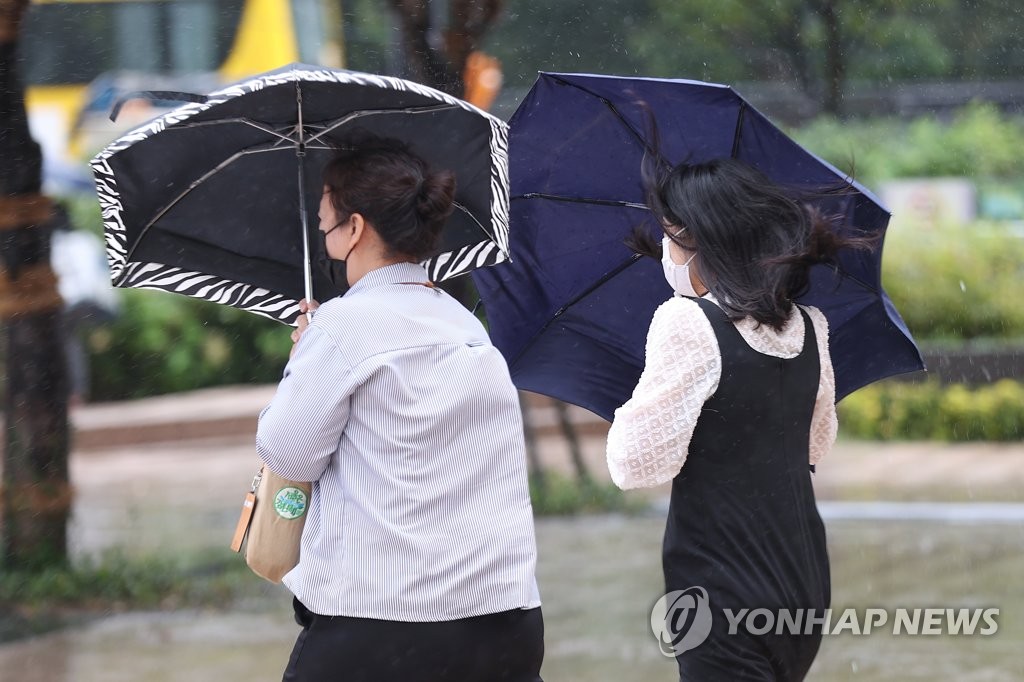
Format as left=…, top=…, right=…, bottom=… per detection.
left=627, top=156, right=877, bottom=331
left=323, top=133, right=456, bottom=261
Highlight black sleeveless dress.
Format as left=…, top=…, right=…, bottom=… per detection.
left=663, top=297, right=831, bottom=681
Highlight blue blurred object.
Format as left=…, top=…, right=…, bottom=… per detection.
left=472, top=72, right=924, bottom=422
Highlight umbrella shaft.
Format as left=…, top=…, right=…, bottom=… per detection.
left=297, top=150, right=313, bottom=307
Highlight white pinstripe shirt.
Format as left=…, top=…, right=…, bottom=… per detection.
left=257, top=262, right=541, bottom=621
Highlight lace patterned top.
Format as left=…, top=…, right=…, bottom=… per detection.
left=606, top=294, right=838, bottom=490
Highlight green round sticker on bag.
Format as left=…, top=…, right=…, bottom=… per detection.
left=273, top=487, right=308, bottom=520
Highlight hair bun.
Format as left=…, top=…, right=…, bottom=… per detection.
left=416, top=170, right=457, bottom=229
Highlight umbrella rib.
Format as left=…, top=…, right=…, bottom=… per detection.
left=513, top=193, right=649, bottom=210
left=167, top=117, right=298, bottom=144
left=509, top=253, right=644, bottom=366
left=119, top=146, right=296, bottom=280
left=547, top=75, right=661, bottom=161
left=730, top=102, right=748, bottom=159
left=452, top=201, right=497, bottom=240
left=305, top=103, right=461, bottom=144
left=827, top=262, right=880, bottom=295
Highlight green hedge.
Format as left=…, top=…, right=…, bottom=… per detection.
left=86, top=289, right=292, bottom=401
left=0, top=549, right=267, bottom=643
left=84, top=217, right=1021, bottom=400
left=791, top=102, right=1024, bottom=184
left=838, top=380, right=1024, bottom=441
left=879, top=221, right=1024, bottom=341
left=528, top=472, right=637, bottom=516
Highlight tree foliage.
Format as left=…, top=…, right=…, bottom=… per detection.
left=483, top=0, right=650, bottom=89
left=632, top=0, right=961, bottom=114
left=479, top=0, right=1024, bottom=115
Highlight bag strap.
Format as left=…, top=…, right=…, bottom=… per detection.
left=398, top=281, right=442, bottom=293
left=229, top=466, right=264, bottom=553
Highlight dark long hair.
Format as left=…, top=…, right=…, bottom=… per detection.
left=322, top=133, right=456, bottom=261
left=627, top=156, right=878, bottom=331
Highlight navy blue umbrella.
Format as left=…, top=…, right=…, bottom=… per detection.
left=473, top=72, right=924, bottom=422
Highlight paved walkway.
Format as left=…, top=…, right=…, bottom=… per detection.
left=2, top=386, right=1023, bottom=682
left=29, top=383, right=1022, bottom=559
left=65, top=383, right=1024, bottom=501
left=52, top=384, right=1024, bottom=558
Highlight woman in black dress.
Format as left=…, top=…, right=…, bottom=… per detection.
left=607, top=158, right=870, bottom=681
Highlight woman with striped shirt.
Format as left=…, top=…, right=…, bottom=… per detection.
left=257, top=135, right=543, bottom=682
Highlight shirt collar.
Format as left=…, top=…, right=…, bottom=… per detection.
left=346, top=261, right=430, bottom=297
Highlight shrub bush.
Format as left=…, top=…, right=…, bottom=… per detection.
left=79, top=217, right=1024, bottom=400
left=85, top=289, right=292, bottom=401
left=0, top=549, right=268, bottom=643
left=838, top=380, right=1024, bottom=441
left=529, top=472, right=638, bottom=516
left=879, top=221, right=1024, bottom=341
left=791, top=102, right=1024, bottom=184
left=53, top=195, right=293, bottom=400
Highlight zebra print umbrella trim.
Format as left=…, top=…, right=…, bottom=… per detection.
left=90, top=65, right=510, bottom=322
left=119, top=261, right=301, bottom=324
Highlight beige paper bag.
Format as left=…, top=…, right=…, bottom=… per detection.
left=231, top=466, right=312, bottom=583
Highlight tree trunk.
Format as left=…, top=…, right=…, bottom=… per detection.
left=519, top=392, right=546, bottom=493
left=554, top=399, right=592, bottom=486
left=385, top=0, right=503, bottom=310
left=0, top=0, right=71, bottom=570
left=387, top=0, right=462, bottom=96
left=819, top=0, right=846, bottom=116
left=387, top=0, right=503, bottom=98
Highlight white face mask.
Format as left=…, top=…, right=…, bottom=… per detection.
left=662, top=236, right=701, bottom=298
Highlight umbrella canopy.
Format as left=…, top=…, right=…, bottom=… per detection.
left=91, top=63, right=510, bottom=324
left=473, top=72, right=924, bottom=422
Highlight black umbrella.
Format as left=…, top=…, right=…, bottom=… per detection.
left=90, top=64, right=510, bottom=324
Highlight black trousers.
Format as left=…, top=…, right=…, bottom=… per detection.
left=283, top=598, right=545, bottom=682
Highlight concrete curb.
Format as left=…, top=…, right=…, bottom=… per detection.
left=69, top=385, right=610, bottom=451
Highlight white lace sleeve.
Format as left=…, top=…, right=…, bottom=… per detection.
left=805, top=306, right=838, bottom=466
left=606, top=298, right=721, bottom=489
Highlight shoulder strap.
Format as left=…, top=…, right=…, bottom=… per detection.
left=797, top=306, right=822, bottom=475
left=691, top=296, right=744, bottom=346
left=398, top=281, right=442, bottom=294
left=796, top=305, right=816, bottom=354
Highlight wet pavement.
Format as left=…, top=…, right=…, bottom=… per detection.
left=3, top=515, right=1023, bottom=681
left=1, top=386, right=1023, bottom=681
